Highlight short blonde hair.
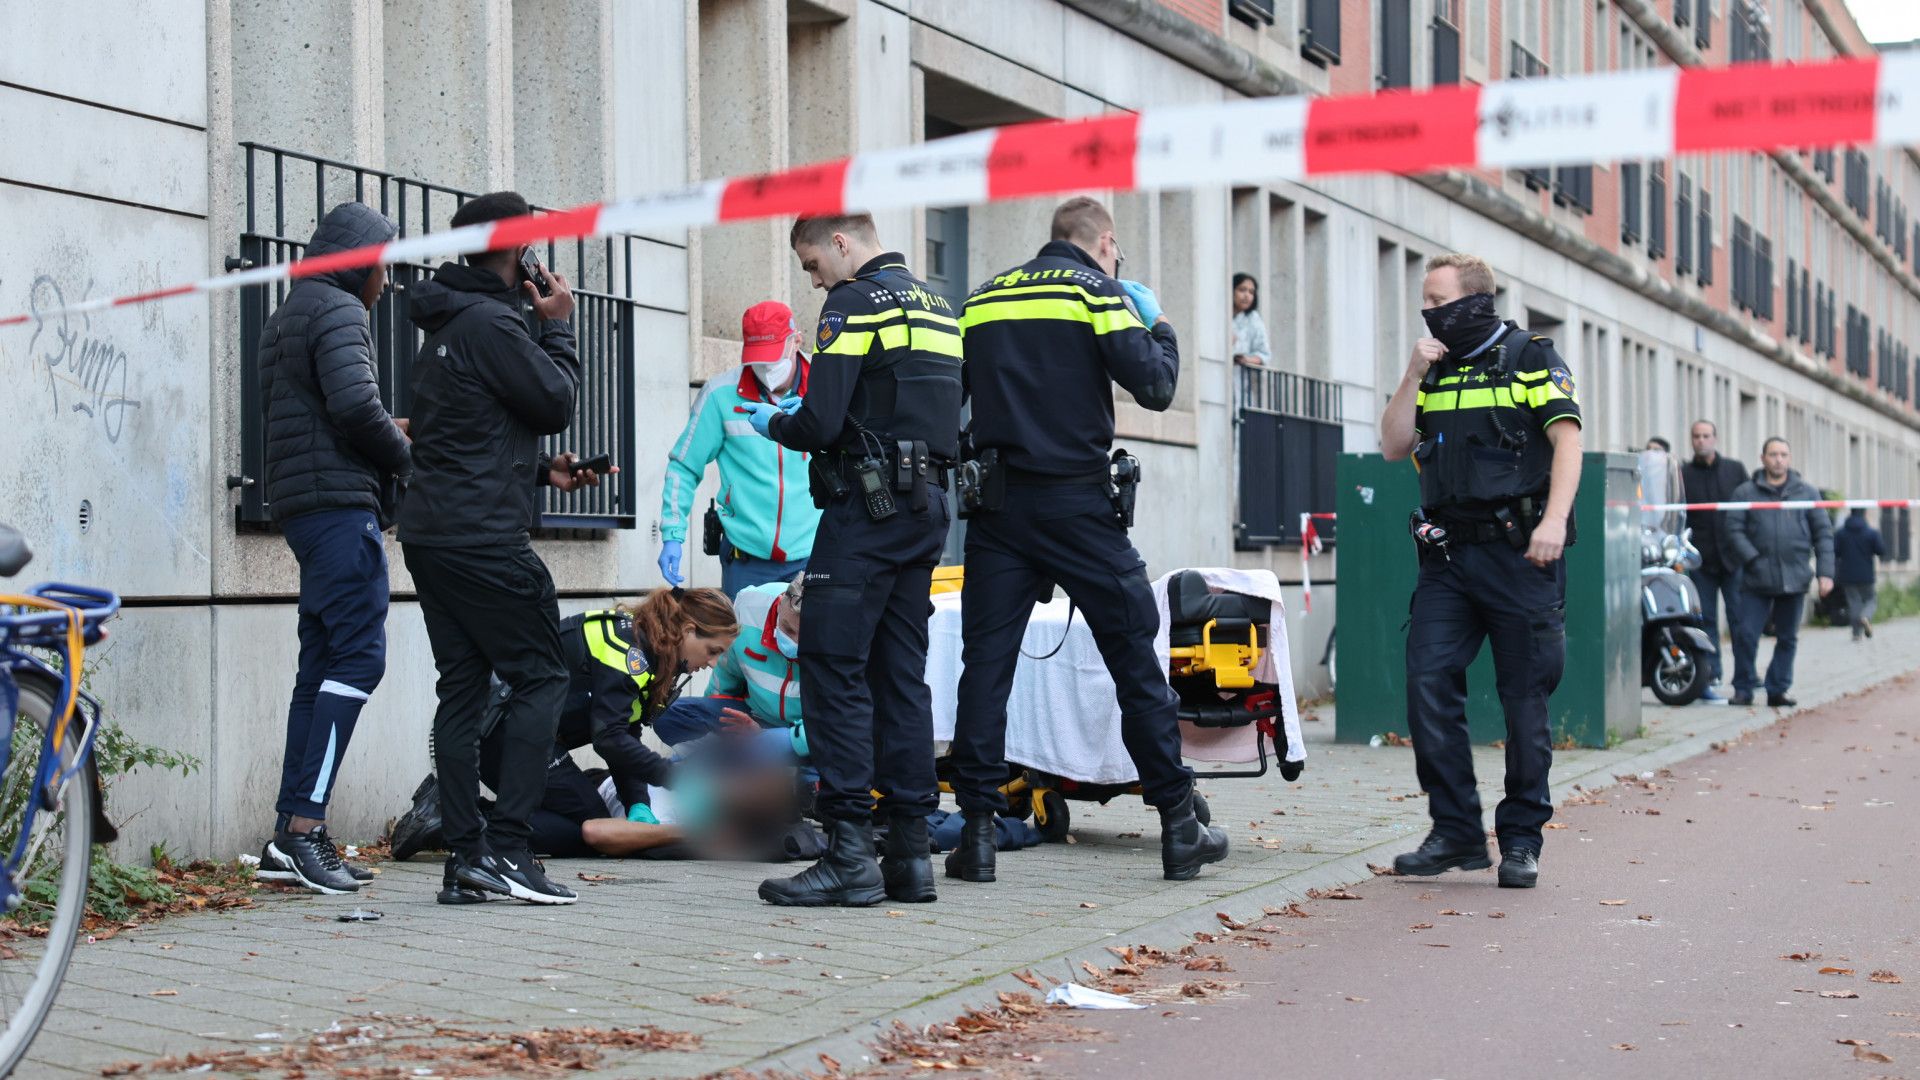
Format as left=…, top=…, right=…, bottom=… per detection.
left=1425, top=253, right=1497, bottom=296
left=1051, top=197, right=1114, bottom=248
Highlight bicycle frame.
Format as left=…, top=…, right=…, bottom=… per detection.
left=0, top=583, right=119, bottom=911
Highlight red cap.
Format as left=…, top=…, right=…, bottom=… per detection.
left=741, top=300, right=798, bottom=363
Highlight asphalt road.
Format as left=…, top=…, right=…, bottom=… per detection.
left=1011, top=673, right=1920, bottom=1080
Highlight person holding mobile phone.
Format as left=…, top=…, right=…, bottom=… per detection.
left=398, top=190, right=604, bottom=907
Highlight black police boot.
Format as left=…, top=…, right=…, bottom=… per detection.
left=1498, top=848, right=1540, bottom=889
left=758, top=817, right=887, bottom=907
left=388, top=773, right=444, bottom=863
left=944, top=811, right=998, bottom=883
left=1393, top=831, right=1492, bottom=876
left=881, top=813, right=937, bottom=903
left=1159, top=792, right=1229, bottom=881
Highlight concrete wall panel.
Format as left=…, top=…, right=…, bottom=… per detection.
left=0, top=1, right=208, bottom=126
left=2, top=89, right=208, bottom=216
left=611, top=0, right=693, bottom=245
left=86, top=607, right=214, bottom=862
left=0, top=187, right=213, bottom=597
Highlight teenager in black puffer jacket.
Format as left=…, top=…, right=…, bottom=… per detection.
left=255, top=202, right=407, bottom=896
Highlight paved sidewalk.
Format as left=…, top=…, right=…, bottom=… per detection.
left=28, top=619, right=1920, bottom=1077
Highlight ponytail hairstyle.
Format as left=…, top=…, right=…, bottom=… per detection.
left=617, top=587, right=740, bottom=713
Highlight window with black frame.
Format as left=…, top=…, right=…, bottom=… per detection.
left=1234, top=368, right=1343, bottom=548
left=231, top=142, right=644, bottom=532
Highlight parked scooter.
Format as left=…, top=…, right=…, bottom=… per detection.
left=1642, top=528, right=1715, bottom=705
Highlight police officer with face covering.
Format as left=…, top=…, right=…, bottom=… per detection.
left=1378, top=254, right=1584, bottom=890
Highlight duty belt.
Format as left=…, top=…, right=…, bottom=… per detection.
left=1002, top=465, right=1108, bottom=487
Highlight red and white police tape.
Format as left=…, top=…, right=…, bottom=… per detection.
left=1294, top=497, right=1916, bottom=603
left=7, top=54, right=1920, bottom=329
left=1640, top=498, right=1920, bottom=512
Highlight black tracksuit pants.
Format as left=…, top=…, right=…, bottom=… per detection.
left=402, top=542, right=568, bottom=861
left=798, top=485, right=948, bottom=824
left=949, top=482, right=1192, bottom=812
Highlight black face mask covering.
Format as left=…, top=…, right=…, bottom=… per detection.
left=1421, top=292, right=1503, bottom=360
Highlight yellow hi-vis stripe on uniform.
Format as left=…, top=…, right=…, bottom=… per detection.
left=958, top=296, right=1144, bottom=335
left=1415, top=385, right=1518, bottom=412
left=966, top=282, right=1130, bottom=308
left=1519, top=380, right=1575, bottom=407
left=821, top=321, right=963, bottom=358
left=844, top=309, right=961, bottom=329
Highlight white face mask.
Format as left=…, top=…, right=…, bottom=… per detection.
left=749, top=356, right=796, bottom=393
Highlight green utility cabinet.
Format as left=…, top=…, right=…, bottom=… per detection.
left=1334, top=452, right=1640, bottom=748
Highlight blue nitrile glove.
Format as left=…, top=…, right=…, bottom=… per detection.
left=627, top=802, right=660, bottom=824
left=788, top=721, right=809, bottom=760
left=657, top=539, right=684, bottom=586
left=1118, top=279, right=1163, bottom=326
left=734, top=399, right=798, bottom=438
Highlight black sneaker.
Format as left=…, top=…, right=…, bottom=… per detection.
left=1498, top=848, right=1540, bottom=888
left=267, top=826, right=361, bottom=895
left=1767, top=694, right=1798, bottom=708
left=257, top=841, right=373, bottom=884
left=1392, top=831, right=1492, bottom=876
left=494, top=850, right=578, bottom=905
left=444, top=850, right=514, bottom=899
left=1729, top=692, right=1754, bottom=706
left=389, top=774, right=445, bottom=862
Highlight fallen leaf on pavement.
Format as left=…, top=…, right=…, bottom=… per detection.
left=1345, top=996, right=1367, bottom=1003
left=1613, top=1043, right=1637, bottom=1051
left=1368, top=863, right=1400, bottom=876
left=820, top=1052, right=843, bottom=1073
left=1837, top=1039, right=1873, bottom=1046
left=1848, top=879, right=1871, bottom=884
left=1184, top=956, right=1231, bottom=972
left=1409, top=923, right=1434, bottom=931
left=1217, top=912, right=1247, bottom=930
left=1544, top=823, right=1568, bottom=829
left=886, top=910, right=905, bottom=918
left=1438, top=909, right=1466, bottom=916
left=1819, top=967, right=1856, bottom=976
left=1265, top=903, right=1311, bottom=919
left=1822, top=990, right=1861, bottom=999
left=1782, top=952, right=1822, bottom=961
left=1320, top=890, right=1363, bottom=901
left=695, top=992, right=744, bottom=1007
left=1488, top=912, right=1507, bottom=919
left=1014, top=970, right=1044, bottom=990
left=1424, top=943, right=1452, bottom=948
left=1080, top=902, right=1100, bottom=909
left=577, top=872, right=617, bottom=883
left=1599, top=899, right=1628, bottom=906
left=1871, top=970, right=1903, bottom=984
left=1637, top=914, right=1656, bottom=922
left=1854, top=1046, right=1894, bottom=1063
left=1081, top=961, right=1104, bottom=981
left=148, top=989, right=177, bottom=997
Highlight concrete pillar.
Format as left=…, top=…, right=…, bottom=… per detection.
left=698, top=0, right=788, bottom=377
left=513, top=0, right=615, bottom=291
left=383, top=0, right=513, bottom=217
left=231, top=0, right=383, bottom=166
left=786, top=3, right=859, bottom=304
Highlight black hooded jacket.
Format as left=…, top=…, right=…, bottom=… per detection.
left=396, top=261, right=580, bottom=548
left=259, top=203, right=407, bottom=523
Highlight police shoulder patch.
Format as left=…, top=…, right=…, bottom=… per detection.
left=1549, top=365, right=1576, bottom=396
left=816, top=311, right=846, bottom=349
left=625, top=646, right=649, bottom=676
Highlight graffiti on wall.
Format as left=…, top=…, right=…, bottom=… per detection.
left=26, top=275, right=143, bottom=444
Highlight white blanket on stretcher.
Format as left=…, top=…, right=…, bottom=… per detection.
left=926, top=567, right=1302, bottom=786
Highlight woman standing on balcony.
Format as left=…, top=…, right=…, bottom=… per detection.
left=1231, top=272, right=1271, bottom=368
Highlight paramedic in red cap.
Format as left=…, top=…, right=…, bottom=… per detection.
left=659, top=301, right=821, bottom=597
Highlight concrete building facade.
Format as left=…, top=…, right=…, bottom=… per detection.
left=3, top=0, right=1916, bottom=859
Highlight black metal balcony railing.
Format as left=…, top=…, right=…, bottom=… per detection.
left=1235, top=368, right=1343, bottom=548
left=233, top=143, right=642, bottom=531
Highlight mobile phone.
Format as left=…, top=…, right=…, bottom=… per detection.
left=568, top=453, right=612, bottom=474
left=519, top=248, right=552, bottom=297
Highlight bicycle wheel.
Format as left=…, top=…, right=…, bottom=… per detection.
left=0, top=668, right=95, bottom=1077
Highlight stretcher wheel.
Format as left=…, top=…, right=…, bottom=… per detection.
left=1003, top=795, right=1032, bottom=821
left=1192, top=791, right=1211, bottom=826
left=1034, top=790, right=1071, bottom=843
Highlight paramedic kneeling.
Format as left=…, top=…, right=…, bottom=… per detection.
left=946, top=196, right=1228, bottom=884
left=1379, top=253, right=1584, bottom=890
